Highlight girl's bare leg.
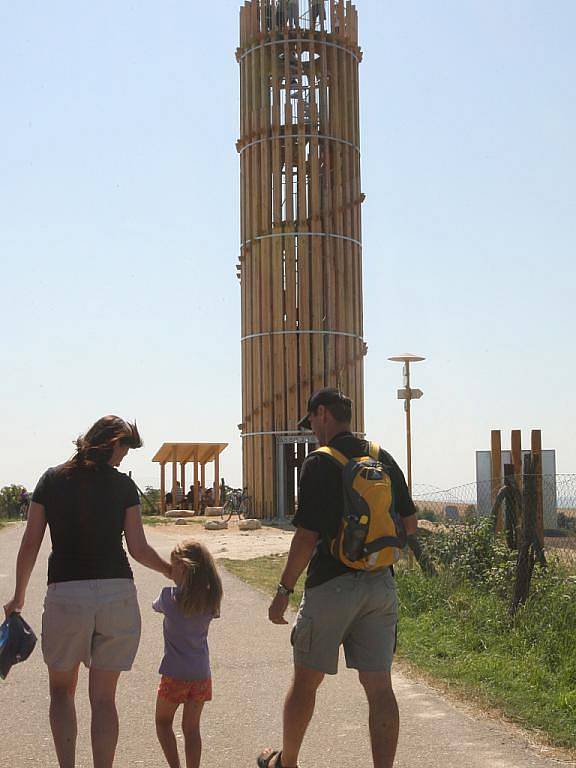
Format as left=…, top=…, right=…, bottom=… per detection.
left=182, top=700, right=204, bottom=768
left=155, top=696, right=181, bottom=768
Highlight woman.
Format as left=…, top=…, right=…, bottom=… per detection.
left=3, top=415, right=172, bottom=768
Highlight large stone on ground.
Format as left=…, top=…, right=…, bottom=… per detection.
left=205, top=520, right=228, bottom=531
left=238, top=518, right=262, bottom=531
left=205, top=507, right=224, bottom=517
left=175, top=518, right=188, bottom=526
left=165, top=510, right=195, bottom=518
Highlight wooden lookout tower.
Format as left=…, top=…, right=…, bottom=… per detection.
left=236, top=0, right=366, bottom=518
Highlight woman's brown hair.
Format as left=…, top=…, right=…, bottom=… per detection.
left=172, top=539, right=223, bottom=617
left=59, top=415, right=142, bottom=474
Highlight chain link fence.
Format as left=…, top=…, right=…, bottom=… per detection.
left=412, top=474, right=576, bottom=575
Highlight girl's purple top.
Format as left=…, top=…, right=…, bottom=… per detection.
left=153, top=586, right=214, bottom=681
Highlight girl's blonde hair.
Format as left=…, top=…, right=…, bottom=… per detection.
left=171, top=539, right=223, bottom=617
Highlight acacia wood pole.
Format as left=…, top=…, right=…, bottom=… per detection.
left=531, top=429, right=544, bottom=546
left=171, top=448, right=178, bottom=510
left=238, top=0, right=365, bottom=517
left=491, top=430, right=503, bottom=532
left=193, top=460, right=199, bottom=513
left=201, top=464, right=206, bottom=498
left=180, top=463, right=186, bottom=505
left=511, top=429, right=522, bottom=493
left=214, top=453, right=220, bottom=505
left=160, top=462, right=166, bottom=515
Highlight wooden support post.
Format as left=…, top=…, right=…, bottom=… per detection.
left=193, top=460, right=199, bottom=513
left=201, top=464, right=206, bottom=496
left=171, top=447, right=178, bottom=510
left=511, top=429, right=522, bottom=490
left=214, top=452, right=220, bottom=505
left=531, top=429, right=544, bottom=546
left=160, top=462, right=166, bottom=515
left=180, top=463, right=186, bottom=506
left=491, top=430, right=502, bottom=531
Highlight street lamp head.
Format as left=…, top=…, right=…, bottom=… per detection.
left=388, top=353, right=426, bottom=363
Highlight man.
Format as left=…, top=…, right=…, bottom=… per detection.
left=257, top=388, right=418, bottom=768
left=310, top=0, right=325, bottom=30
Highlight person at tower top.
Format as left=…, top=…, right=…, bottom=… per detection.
left=257, top=387, right=418, bottom=768
left=276, top=0, right=299, bottom=29
left=310, top=0, right=325, bottom=30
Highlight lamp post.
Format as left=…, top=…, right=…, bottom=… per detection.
left=388, top=353, right=425, bottom=495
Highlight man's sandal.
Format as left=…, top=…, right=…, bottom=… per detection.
left=256, top=749, right=298, bottom=768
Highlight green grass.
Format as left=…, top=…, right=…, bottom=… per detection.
left=221, top=554, right=305, bottom=609
left=221, top=554, right=576, bottom=752
left=0, top=517, right=19, bottom=530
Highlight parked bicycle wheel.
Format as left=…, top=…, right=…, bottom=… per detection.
left=221, top=497, right=236, bottom=523
left=239, top=494, right=252, bottom=519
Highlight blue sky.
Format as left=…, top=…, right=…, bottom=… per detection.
left=1, top=1, right=575, bottom=494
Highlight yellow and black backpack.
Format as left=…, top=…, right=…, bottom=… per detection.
left=313, top=442, right=407, bottom=570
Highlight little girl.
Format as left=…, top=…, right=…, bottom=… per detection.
left=153, top=539, right=223, bottom=768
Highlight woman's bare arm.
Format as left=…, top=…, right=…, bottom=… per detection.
left=3, top=502, right=47, bottom=617
left=124, top=506, right=172, bottom=579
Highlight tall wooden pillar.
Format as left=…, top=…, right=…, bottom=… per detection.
left=531, top=429, right=544, bottom=546
left=160, top=462, right=166, bottom=515
left=511, top=430, right=522, bottom=490
left=237, top=0, right=366, bottom=518
left=214, top=453, right=220, bottom=505
left=491, top=430, right=502, bottom=531
left=171, top=448, right=178, bottom=509
left=193, top=461, right=199, bottom=512
left=180, top=462, right=186, bottom=501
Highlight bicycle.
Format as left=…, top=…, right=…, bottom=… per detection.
left=221, top=488, right=252, bottom=523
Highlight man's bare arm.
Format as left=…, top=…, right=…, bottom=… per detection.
left=269, top=526, right=319, bottom=625
left=404, top=513, right=418, bottom=537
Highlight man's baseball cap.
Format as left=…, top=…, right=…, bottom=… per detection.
left=297, top=388, right=352, bottom=431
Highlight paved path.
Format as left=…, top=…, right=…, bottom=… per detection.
left=0, top=522, right=573, bottom=767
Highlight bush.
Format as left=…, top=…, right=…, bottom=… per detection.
left=420, top=516, right=517, bottom=597
left=418, top=507, right=441, bottom=523
left=0, top=485, right=27, bottom=518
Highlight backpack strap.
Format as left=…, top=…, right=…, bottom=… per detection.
left=311, top=446, right=349, bottom=467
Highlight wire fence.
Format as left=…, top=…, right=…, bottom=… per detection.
left=412, top=474, right=576, bottom=575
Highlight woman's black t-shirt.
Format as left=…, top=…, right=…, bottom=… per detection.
left=32, top=465, right=140, bottom=584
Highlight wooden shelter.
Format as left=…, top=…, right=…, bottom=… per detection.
left=237, top=0, right=366, bottom=517
left=152, top=443, right=228, bottom=514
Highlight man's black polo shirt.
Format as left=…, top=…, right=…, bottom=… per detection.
left=293, top=431, right=416, bottom=588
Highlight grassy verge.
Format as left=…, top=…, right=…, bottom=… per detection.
left=221, top=553, right=576, bottom=751
left=142, top=515, right=205, bottom=526
left=221, top=554, right=304, bottom=609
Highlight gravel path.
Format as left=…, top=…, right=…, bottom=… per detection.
left=0, top=522, right=572, bottom=767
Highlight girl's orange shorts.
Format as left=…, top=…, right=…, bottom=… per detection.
left=157, top=675, right=212, bottom=704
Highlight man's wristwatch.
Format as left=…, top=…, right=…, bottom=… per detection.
left=277, top=582, right=294, bottom=597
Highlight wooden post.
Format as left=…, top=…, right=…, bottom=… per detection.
left=193, top=460, right=199, bottom=513
left=491, top=430, right=502, bottom=531
left=201, top=464, right=206, bottom=497
left=531, top=429, right=544, bottom=547
left=511, top=430, right=522, bottom=490
left=160, top=462, right=166, bottom=515
left=214, top=452, right=220, bottom=505
left=171, top=447, right=178, bottom=510
left=180, top=462, right=186, bottom=506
